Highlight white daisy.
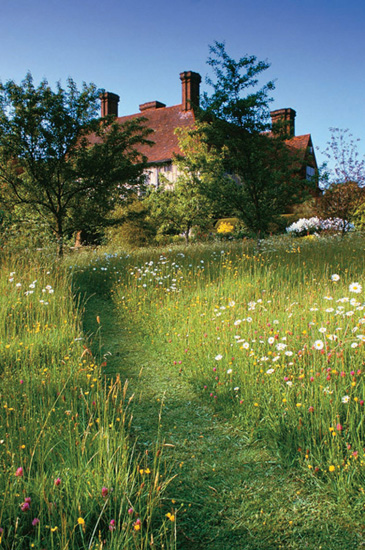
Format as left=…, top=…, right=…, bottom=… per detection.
left=349, top=282, right=362, bottom=294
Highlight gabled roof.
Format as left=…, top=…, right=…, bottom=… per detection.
left=116, top=104, right=196, bottom=164
left=286, top=134, right=317, bottom=167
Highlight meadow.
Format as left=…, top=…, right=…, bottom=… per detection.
left=0, top=233, right=364, bottom=549
left=0, top=251, right=175, bottom=550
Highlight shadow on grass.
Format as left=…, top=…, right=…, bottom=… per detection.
left=74, top=268, right=363, bottom=550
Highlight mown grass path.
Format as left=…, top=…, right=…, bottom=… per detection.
left=77, top=273, right=363, bottom=550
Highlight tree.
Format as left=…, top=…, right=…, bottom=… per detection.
left=146, top=123, right=231, bottom=243
left=198, top=42, right=309, bottom=235
left=320, top=128, right=365, bottom=188
left=0, top=73, right=151, bottom=255
left=318, top=129, right=365, bottom=232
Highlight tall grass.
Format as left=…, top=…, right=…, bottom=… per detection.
left=0, top=253, right=175, bottom=549
left=102, top=234, right=365, bottom=492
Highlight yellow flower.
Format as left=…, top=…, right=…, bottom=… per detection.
left=329, top=465, right=335, bottom=472
left=77, top=517, right=85, bottom=525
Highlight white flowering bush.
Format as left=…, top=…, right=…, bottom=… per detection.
left=286, top=217, right=322, bottom=236
left=286, top=217, right=354, bottom=236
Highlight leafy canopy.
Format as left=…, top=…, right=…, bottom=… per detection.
left=198, top=42, right=309, bottom=234
left=0, top=73, right=151, bottom=254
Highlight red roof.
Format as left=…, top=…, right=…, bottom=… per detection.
left=116, top=104, right=196, bottom=164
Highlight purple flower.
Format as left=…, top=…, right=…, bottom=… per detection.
left=21, top=502, right=30, bottom=512
left=101, top=487, right=108, bottom=498
left=32, top=518, right=40, bottom=526
left=54, top=477, right=61, bottom=486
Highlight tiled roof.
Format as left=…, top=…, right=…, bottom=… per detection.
left=286, top=134, right=312, bottom=162
left=116, top=104, right=196, bottom=164
left=90, top=104, right=313, bottom=167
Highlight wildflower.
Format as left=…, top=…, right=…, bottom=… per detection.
left=128, top=508, right=134, bottom=514
left=77, top=517, right=85, bottom=526
left=349, top=282, right=362, bottom=294
left=226, top=369, right=232, bottom=374
left=32, top=518, right=40, bottom=526
left=101, top=487, right=108, bottom=498
left=166, top=512, right=175, bottom=522
left=308, top=406, right=314, bottom=413
left=313, top=340, right=324, bottom=350
left=328, top=465, right=336, bottom=472
left=15, top=467, right=23, bottom=477
left=331, top=274, right=340, bottom=282
left=215, top=354, right=223, bottom=361
left=342, top=395, right=350, bottom=403
left=268, top=337, right=275, bottom=345
left=266, top=368, right=274, bottom=374
left=54, top=478, right=61, bottom=486
left=21, top=501, right=30, bottom=512
left=109, top=519, right=116, bottom=531
left=336, top=423, right=343, bottom=431
left=133, top=518, right=141, bottom=531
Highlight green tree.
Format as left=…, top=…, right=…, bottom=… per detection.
left=199, top=42, right=309, bottom=235
left=146, top=123, right=230, bottom=243
left=0, top=73, right=151, bottom=255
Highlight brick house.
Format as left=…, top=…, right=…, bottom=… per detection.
left=100, top=71, right=318, bottom=188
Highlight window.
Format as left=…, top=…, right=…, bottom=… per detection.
left=306, top=166, right=315, bottom=180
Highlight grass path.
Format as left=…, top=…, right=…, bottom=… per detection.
left=78, top=276, right=363, bottom=550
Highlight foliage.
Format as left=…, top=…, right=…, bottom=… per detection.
left=351, top=200, right=365, bottom=231
left=105, top=198, right=156, bottom=250
left=146, top=123, right=230, bottom=243
left=0, top=73, right=151, bottom=255
left=198, top=42, right=310, bottom=235
left=318, top=180, right=365, bottom=234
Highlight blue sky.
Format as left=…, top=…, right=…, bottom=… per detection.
left=1, top=0, right=364, bottom=171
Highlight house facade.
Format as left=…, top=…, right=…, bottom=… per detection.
left=100, top=71, right=318, bottom=188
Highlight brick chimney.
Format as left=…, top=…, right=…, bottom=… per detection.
left=100, top=92, right=120, bottom=117
left=270, top=108, right=296, bottom=137
left=180, top=71, right=201, bottom=112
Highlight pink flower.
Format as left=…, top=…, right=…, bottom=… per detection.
left=101, top=487, right=108, bottom=498
left=128, top=508, right=133, bottom=514
left=340, top=371, right=345, bottom=377
left=109, top=519, right=116, bottom=531
left=308, top=406, right=314, bottom=413
left=32, top=518, right=40, bottom=526
left=15, top=467, right=23, bottom=477
left=336, top=423, right=343, bottom=431
left=21, top=501, right=30, bottom=512
left=310, top=376, right=314, bottom=382
left=54, top=478, right=61, bottom=486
